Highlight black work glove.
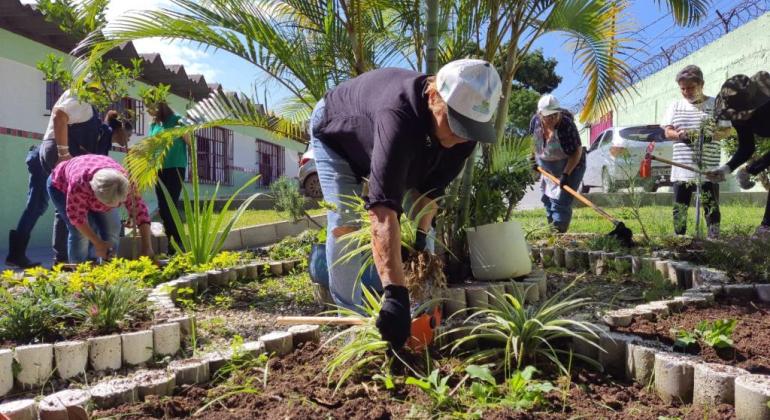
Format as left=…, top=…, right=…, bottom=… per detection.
left=414, top=230, right=428, bottom=252
left=559, top=172, right=571, bottom=190
left=376, top=285, right=411, bottom=349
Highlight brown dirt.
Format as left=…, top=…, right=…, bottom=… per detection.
left=404, top=251, right=447, bottom=302
left=95, top=342, right=735, bottom=419
left=616, top=299, right=770, bottom=374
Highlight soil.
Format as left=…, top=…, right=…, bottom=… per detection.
left=95, top=342, right=735, bottom=419
left=616, top=298, right=770, bottom=374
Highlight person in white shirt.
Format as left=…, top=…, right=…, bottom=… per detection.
left=661, top=65, right=730, bottom=239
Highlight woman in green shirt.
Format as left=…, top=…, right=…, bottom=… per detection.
left=148, top=101, right=189, bottom=253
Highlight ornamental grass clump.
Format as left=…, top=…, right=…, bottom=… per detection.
left=72, top=278, right=150, bottom=334
left=448, top=283, right=603, bottom=376
left=323, top=286, right=391, bottom=393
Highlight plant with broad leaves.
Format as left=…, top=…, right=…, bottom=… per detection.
left=696, top=319, right=737, bottom=349
left=406, top=368, right=454, bottom=410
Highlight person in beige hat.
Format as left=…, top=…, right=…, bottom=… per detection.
left=708, top=71, right=770, bottom=236
left=309, top=59, right=502, bottom=349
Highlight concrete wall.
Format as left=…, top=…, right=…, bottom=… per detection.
left=0, top=27, right=305, bottom=251
left=581, top=12, right=770, bottom=193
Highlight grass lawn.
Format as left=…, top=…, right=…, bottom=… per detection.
left=216, top=208, right=326, bottom=230
left=511, top=201, right=766, bottom=238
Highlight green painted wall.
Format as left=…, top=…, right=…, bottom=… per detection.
left=581, top=12, right=770, bottom=193
left=0, top=27, right=300, bottom=252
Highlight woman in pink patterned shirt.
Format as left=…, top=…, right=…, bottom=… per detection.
left=47, top=154, right=154, bottom=263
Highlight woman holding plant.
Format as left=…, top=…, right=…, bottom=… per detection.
left=146, top=94, right=190, bottom=253
left=310, top=59, right=502, bottom=349
left=709, top=71, right=770, bottom=237
left=47, top=154, right=154, bottom=263
left=530, top=94, right=585, bottom=233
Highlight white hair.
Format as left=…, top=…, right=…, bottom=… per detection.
left=90, top=168, right=129, bottom=206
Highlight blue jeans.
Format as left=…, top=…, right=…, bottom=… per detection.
left=310, top=99, right=368, bottom=312
left=46, top=176, right=121, bottom=263
left=538, top=158, right=586, bottom=233
left=16, top=148, right=50, bottom=237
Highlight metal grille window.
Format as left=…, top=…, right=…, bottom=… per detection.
left=104, top=98, right=145, bottom=136
left=45, top=81, right=64, bottom=112
left=256, top=139, right=285, bottom=187
left=190, top=127, right=234, bottom=185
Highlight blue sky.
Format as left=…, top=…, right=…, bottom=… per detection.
left=23, top=0, right=748, bottom=112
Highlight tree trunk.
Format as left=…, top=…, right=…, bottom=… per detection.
left=425, top=0, right=439, bottom=73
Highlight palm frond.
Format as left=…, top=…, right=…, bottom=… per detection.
left=126, top=90, right=305, bottom=191
left=544, top=0, right=635, bottom=122
left=655, top=0, right=711, bottom=26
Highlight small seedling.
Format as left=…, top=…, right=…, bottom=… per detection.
left=406, top=369, right=453, bottom=409
left=696, top=319, right=737, bottom=349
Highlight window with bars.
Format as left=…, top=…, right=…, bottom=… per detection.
left=256, top=139, right=285, bottom=187
left=102, top=97, right=145, bottom=136
left=190, top=127, right=234, bottom=185
left=45, top=81, right=65, bottom=112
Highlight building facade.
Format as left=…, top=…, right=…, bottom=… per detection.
left=0, top=0, right=305, bottom=250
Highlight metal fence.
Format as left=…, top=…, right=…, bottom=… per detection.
left=630, top=0, right=768, bottom=83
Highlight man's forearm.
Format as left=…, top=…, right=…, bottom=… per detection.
left=413, top=195, right=437, bottom=232
left=369, top=206, right=405, bottom=287
left=53, top=110, right=69, bottom=147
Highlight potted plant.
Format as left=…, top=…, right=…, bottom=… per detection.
left=464, top=136, right=534, bottom=280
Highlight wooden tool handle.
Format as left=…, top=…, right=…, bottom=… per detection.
left=648, top=154, right=706, bottom=175
left=537, top=167, right=618, bottom=224
left=276, top=316, right=367, bottom=326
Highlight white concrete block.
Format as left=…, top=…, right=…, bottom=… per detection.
left=90, top=377, right=138, bottom=409
left=168, top=358, right=210, bottom=385
left=258, top=331, right=293, bottom=356
left=121, top=330, right=154, bottom=366
left=288, top=325, right=321, bottom=346
left=88, top=335, right=122, bottom=372
left=654, top=352, right=697, bottom=404
left=53, top=341, right=88, bottom=380
left=693, top=362, right=747, bottom=407
left=134, top=369, right=176, bottom=398
left=0, top=399, right=38, bottom=420
left=735, top=374, right=770, bottom=420
left=0, top=349, right=12, bottom=397
left=39, top=389, right=90, bottom=420
left=14, top=343, right=53, bottom=389
left=153, top=323, right=181, bottom=356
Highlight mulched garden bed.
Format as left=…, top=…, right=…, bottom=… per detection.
left=94, top=342, right=736, bottom=419
left=615, top=298, right=770, bottom=374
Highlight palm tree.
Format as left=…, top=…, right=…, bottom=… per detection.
left=74, top=0, right=709, bottom=194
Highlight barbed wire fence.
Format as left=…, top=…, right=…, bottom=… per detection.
left=630, top=0, right=767, bottom=84
left=569, top=0, right=768, bottom=116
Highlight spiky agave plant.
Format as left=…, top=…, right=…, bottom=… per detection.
left=447, top=282, right=603, bottom=377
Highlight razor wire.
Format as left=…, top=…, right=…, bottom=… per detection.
left=630, top=0, right=768, bottom=83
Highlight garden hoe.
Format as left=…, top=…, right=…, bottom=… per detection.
left=536, top=167, right=635, bottom=247
left=276, top=305, right=441, bottom=352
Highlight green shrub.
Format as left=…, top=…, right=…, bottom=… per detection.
left=0, top=285, right=71, bottom=343
left=268, top=230, right=316, bottom=261
left=72, top=278, right=150, bottom=333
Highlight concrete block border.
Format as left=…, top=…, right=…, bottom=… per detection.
left=0, top=327, right=317, bottom=416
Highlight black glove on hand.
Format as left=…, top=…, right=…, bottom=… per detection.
left=376, top=285, right=411, bottom=349
left=414, top=230, right=428, bottom=252
left=559, top=172, right=571, bottom=190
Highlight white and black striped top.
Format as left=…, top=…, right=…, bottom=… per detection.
left=661, top=97, right=724, bottom=182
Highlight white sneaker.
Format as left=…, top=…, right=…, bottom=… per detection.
left=736, top=167, right=756, bottom=190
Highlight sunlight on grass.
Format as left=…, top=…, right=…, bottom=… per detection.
left=512, top=202, right=765, bottom=237
left=210, top=209, right=326, bottom=230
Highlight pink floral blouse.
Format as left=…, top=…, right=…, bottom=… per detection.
left=51, top=154, right=151, bottom=227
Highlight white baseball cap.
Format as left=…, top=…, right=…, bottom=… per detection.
left=436, top=59, right=502, bottom=143
left=537, top=94, right=561, bottom=116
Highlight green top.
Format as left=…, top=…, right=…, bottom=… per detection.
left=149, top=114, right=187, bottom=169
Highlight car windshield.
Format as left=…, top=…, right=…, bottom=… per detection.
left=619, top=126, right=666, bottom=142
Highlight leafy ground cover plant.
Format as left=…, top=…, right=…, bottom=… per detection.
left=448, top=284, right=603, bottom=376
left=268, top=230, right=316, bottom=261
left=672, top=319, right=738, bottom=350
